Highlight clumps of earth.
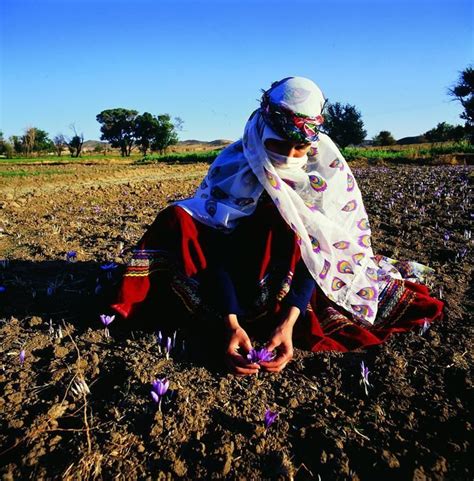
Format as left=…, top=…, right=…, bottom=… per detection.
left=0, top=163, right=472, bottom=480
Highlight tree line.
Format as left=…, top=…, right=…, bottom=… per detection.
left=0, top=110, right=182, bottom=158
left=1, top=66, right=472, bottom=158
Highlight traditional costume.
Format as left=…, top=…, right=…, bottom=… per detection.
left=111, top=77, right=443, bottom=352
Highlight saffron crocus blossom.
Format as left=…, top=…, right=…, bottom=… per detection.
left=152, top=378, right=170, bottom=396
left=66, top=251, right=77, bottom=262
left=247, top=348, right=276, bottom=364
left=151, top=378, right=169, bottom=410
left=100, top=314, right=115, bottom=326
left=100, top=262, right=118, bottom=280
left=165, top=336, right=172, bottom=359
left=360, top=361, right=371, bottom=396
left=100, top=314, right=115, bottom=338
left=19, top=349, right=26, bottom=366
left=264, top=409, right=278, bottom=429
left=420, top=319, right=430, bottom=335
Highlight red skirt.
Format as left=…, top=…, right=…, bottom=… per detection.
left=111, top=201, right=444, bottom=352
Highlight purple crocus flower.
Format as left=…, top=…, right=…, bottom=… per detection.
left=100, top=314, right=115, bottom=326
left=100, top=262, right=118, bottom=280
left=152, top=378, right=170, bottom=396
left=66, top=251, right=77, bottom=262
left=264, top=409, right=278, bottom=429
left=360, top=361, right=371, bottom=396
left=19, top=349, right=26, bottom=365
left=165, top=336, right=172, bottom=359
left=0, top=286, right=6, bottom=293
left=247, top=348, right=276, bottom=364
left=100, top=314, right=115, bottom=338
left=151, top=378, right=170, bottom=410
left=100, top=262, right=118, bottom=271
left=420, top=319, right=430, bottom=335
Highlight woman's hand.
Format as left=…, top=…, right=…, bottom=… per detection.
left=260, top=306, right=300, bottom=373
left=224, top=315, right=260, bottom=376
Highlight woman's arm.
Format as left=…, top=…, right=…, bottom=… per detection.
left=261, top=259, right=315, bottom=373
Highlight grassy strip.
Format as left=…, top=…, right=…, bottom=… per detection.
left=0, top=169, right=71, bottom=177
left=136, top=150, right=223, bottom=164
left=342, top=141, right=474, bottom=161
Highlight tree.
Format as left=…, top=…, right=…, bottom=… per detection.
left=96, top=108, right=138, bottom=156
left=68, top=124, right=84, bottom=158
left=0, top=131, right=14, bottom=158
left=134, top=112, right=160, bottom=155
left=10, top=135, right=24, bottom=155
left=372, top=130, right=396, bottom=146
left=320, top=102, right=366, bottom=147
left=448, top=66, right=474, bottom=141
left=32, top=129, right=54, bottom=155
left=53, top=134, right=68, bottom=156
left=424, top=122, right=466, bottom=142
left=151, top=114, right=180, bottom=155
left=23, top=127, right=36, bottom=157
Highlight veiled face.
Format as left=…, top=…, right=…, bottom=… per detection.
left=264, top=138, right=312, bottom=158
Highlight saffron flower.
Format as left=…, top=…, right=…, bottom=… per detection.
left=420, top=319, right=430, bottom=335
left=360, top=361, right=371, bottom=396
left=264, top=409, right=278, bottom=429
left=165, top=336, right=172, bottom=359
left=151, top=378, right=170, bottom=410
left=247, top=348, right=275, bottom=364
left=100, top=262, right=118, bottom=280
left=100, top=314, right=115, bottom=337
left=66, top=251, right=77, bottom=262
left=19, top=349, right=26, bottom=365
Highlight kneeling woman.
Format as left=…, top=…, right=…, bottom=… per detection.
left=111, top=77, right=444, bottom=375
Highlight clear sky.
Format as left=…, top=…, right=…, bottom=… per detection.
left=1, top=0, right=472, bottom=142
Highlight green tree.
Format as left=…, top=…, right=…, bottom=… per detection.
left=424, top=122, right=466, bottom=142
left=372, top=130, right=397, bottom=146
left=96, top=108, right=138, bottom=156
left=0, top=131, right=14, bottom=158
left=151, top=114, right=180, bottom=155
left=32, top=129, right=54, bottom=155
left=134, top=112, right=160, bottom=155
left=320, top=102, right=366, bottom=147
left=10, top=135, right=24, bottom=155
left=449, top=66, right=474, bottom=141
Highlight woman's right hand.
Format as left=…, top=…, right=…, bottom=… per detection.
left=224, top=315, right=260, bottom=376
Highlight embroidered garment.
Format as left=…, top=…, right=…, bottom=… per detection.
left=111, top=202, right=444, bottom=352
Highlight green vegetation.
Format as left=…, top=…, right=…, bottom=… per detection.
left=0, top=168, right=71, bottom=177
left=136, top=149, right=223, bottom=164
left=342, top=141, right=474, bottom=161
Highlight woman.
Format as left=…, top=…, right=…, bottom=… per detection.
left=111, top=77, right=444, bottom=375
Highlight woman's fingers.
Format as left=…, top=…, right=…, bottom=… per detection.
left=260, top=349, right=293, bottom=370
left=225, top=351, right=260, bottom=375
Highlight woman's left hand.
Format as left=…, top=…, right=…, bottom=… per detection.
left=260, top=322, right=294, bottom=373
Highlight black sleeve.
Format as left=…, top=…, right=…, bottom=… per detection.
left=199, top=264, right=244, bottom=316
left=282, top=258, right=316, bottom=314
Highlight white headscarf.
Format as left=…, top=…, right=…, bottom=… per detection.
left=176, top=77, right=397, bottom=324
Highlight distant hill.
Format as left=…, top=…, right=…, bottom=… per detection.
left=397, top=135, right=427, bottom=145
left=81, top=139, right=233, bottom=154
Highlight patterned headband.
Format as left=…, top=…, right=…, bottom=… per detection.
left=260, top=88, right=325, bottom=143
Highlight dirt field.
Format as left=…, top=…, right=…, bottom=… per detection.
left=0, top=161, right=472, bottom=480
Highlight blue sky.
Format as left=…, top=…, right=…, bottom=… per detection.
left=1, top=0, right=472, bottom=142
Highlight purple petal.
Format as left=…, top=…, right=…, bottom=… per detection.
left=150, top=391, right=160, bottom=403
left=264, top=409, right=278, bottom=428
